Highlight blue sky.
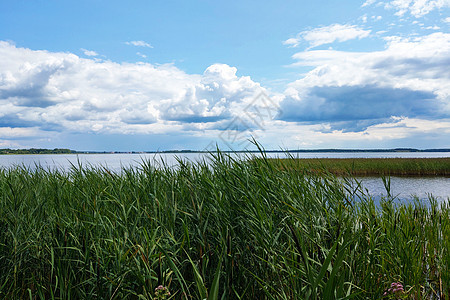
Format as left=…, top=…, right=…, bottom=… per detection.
left=0, top=0, right=449, bottom=151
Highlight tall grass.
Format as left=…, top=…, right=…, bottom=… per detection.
left=0, top=149, right=448, bottom=299
left=267, top=157, right=450, bottom=176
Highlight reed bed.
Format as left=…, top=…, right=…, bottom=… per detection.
left=267, top=157, right=450, bottom=176
left=0, top=150, right=448, bottom=299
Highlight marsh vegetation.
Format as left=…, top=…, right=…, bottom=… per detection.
left=0, top=150, right=448, bottom=299
left=267, top=157, right=450, bottom=176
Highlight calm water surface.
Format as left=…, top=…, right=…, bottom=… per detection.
left=347, top=176, right=449, bottom=203
left=0, top=152, right=449, bottom=202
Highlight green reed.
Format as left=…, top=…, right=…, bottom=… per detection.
left=268, top=157, right=450, bottom=176
left=0, top=149, right=448, bottom=299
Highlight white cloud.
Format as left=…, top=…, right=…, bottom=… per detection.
left=0, top=41, right=264, bottom=138
left=362, top=0, right=377, bottom=7
left=2, top=32, right=449, bottom=149
left=282, top=38, right=300, bottom=48
left=228, top=116, right=450, bottom=149
left=284, top=24, right=371, bottom=49
left=361, top=14, right=368, bottom=23
left=443, top=17, right=450, bottom=23
left=0, top=127, right=42, bottom=138
left=386, top=0, right=450, bottom=17
left=136, top=52, right=147, bottom=58
left=0, top=139, right=23, bottom=148
left=288, top=33, right=450, bottom=94
left=125, top=40, right=153, bottom=48
left=80, top=48, right=98, bottom=56
left=281, top=32, right=450, bottom=133
left=290, top=117, right=450, bottom=144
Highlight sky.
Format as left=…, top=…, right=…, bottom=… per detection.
left=0, top=0, right=449, bottom=151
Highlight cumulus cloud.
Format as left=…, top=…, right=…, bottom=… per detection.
left=159, top=64, right=263, bottom=123
left=80, top=48, right=98, bottom=56
left=0, top=127, right=43, bottom=139
left=283, top=38, right=300, bottom=48
left=284, top=24, right=371, bottom=49
left=2, top=31, right=449, bottom=149
left=0, top=42, right=264, bottom=139
left=125, top=40, right=153, bottom=48
left=280, top=32, right=450, bottom=132
left=385, top=0, right=450, bottom=17
left=362, top=0, right=377, bottom=7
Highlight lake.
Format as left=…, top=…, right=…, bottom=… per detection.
left=0, top=152, right=449, bottom=202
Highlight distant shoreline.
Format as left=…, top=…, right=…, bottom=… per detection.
left=1, top=148, right=450, bottom=155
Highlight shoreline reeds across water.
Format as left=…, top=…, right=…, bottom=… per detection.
left=266, top=157, right=450, bottom=176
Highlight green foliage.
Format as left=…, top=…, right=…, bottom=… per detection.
left=0, top=148, right=76, bottom=155
left=268, top=157, right=450, bottom=176
left=0, top=149, right=448, bottom=299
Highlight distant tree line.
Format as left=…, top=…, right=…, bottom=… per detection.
left=0, top=148, right=77, bottom=155
left=1, top=148, right=449, bottom=155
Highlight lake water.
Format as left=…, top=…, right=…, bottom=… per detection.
left=0, top=152, right=449, bottom=202
left=345, top=176, right=449, bottom=203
